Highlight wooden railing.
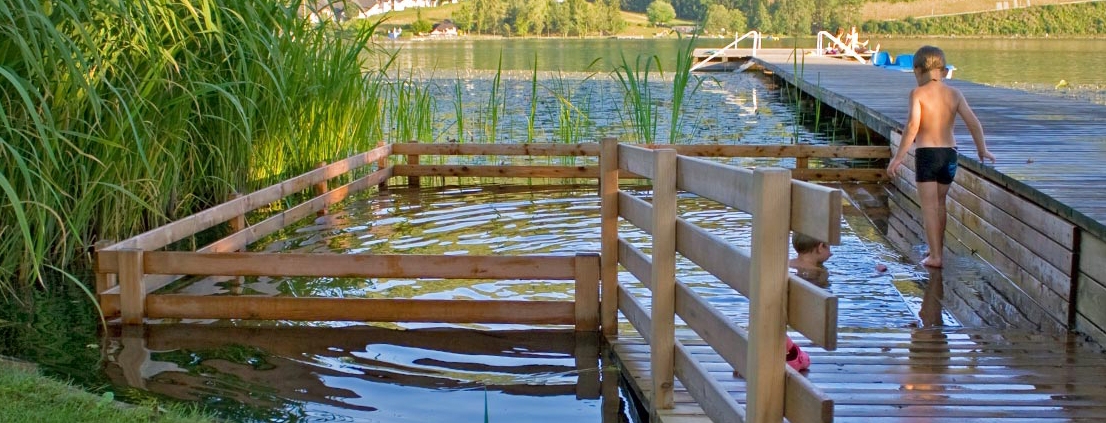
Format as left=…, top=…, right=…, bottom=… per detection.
left=599, top=137, right=839, bottom=423
left=95, top=141, right=865, bottom=347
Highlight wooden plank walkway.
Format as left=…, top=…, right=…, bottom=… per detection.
left=749, top=50, right=1106, bottom=240
left=611, top=327, right=1106, bottom=423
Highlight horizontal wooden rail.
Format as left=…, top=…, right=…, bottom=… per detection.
left=393, top=164, right=597, bottom=179
left=100, top=252, right=599, bottom=330
left=618, top=144, right=657, bottom=179
left=391, top=163, right=879, bottom=183
left=105, top=145, right=392, bottom=252
left=99, top=296, right=575, bottom=324
left=98, top=167, right=395, bottom=297
left=391, top=142, right=600, bottom=156
left=389, top=142, right=889, bottom=160
left=616, top=269, right=832, bottom=423
left=617, top=192, right=837, bottom=346
left=641, top=144, right=890, bottom=159
left=620, top=238, right=749, bottom=373
left=676, top=155, right=842, bottom=244
left=99, top=252, right=579, bottom=279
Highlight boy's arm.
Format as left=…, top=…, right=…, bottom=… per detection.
left=887, top=88, right=922, bottom=178
left=956, top=93, right=996, bottom=164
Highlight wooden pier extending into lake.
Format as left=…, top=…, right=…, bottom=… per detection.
left=95, top=52, right=1106, bottom=421
left=746, top=49, right=1106, bottom=344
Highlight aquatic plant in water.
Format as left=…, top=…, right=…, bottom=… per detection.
left=613, top=53, right=661, bottom=144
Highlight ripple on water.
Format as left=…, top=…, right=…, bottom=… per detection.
left=227, top=184, right=935, bottom=331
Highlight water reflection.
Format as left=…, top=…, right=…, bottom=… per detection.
left=919, top=266, right=945, bottom=328
left=190, top=184, right=927, bottom=330
left=104, top=325, right=620, bottom=422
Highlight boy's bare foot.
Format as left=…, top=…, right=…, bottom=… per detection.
left=921, top=255, right=943, bottom=268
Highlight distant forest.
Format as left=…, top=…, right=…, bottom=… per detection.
left=862, top=2, right=1106, bottom=36
left=448, top=0, right=1106, bottom=36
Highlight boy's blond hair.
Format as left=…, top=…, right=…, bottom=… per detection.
left=913, top=45, right=947, bottom=72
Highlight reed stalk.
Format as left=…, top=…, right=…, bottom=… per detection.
left=482, top=54, right=506, bottom=143
left=527, top=54, right=539, bottom=144
left=453, top=78, right=467, bottom=143
left=668, top=35, right=706, bottom=145
left=613, top=53, right=661, bottom=144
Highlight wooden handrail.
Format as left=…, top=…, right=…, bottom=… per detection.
left=606, top=139, right=837, bottom=423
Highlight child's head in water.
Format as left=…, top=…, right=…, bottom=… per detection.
left=790, top=233, right=831, bottom=287
left=792, top=233, right=832, bottom=265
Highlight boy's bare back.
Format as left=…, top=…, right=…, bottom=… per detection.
left=908, top=80, right=974, bottom=149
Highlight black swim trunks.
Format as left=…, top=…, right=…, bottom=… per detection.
left=915, top=147, right=958, bottom=184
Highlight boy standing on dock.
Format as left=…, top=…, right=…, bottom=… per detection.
left=887, top=46, right=996, bottom=268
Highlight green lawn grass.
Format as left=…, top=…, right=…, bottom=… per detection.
left=0, top=359, right=214, bottom=423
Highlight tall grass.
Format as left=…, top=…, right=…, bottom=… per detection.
left=667, top=36, right=706, bottom=145
left=452, top=78, right=468, bottom=143
left=0, top=0, right=384, bottom=298
left=482, top=54, right=507, bottom=143
left=613, top=53, right=661, bottom=144
left=526, top=54, right=539, bottom=144
left=387, top=75, right=437, bottom=144
left=543, top=68, right=598, bottom=156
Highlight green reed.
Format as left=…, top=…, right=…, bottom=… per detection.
left=613, top=53, right=661, bottom=144
left=453, top=78, right=468, bottom=143
left=387, top=76, right=437, bottom=144
left=527, top=53, right=539, bottom=144
left=0, top=0, right=384, bottom=297
left=668, top=35, right=706, bottom=145
left=482, top=55, right=507, bottom=143
left=543, top=62, right=600, bottom=156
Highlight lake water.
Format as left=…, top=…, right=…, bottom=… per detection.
left=385, top=36, right=1106, bottom=103
left=10, top=35, right=1096, bottom=423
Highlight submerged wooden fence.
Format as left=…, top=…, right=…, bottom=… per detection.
left=92, top=141, right=871, bottom=336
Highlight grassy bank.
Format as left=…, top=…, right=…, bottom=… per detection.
left=0, top=358, right=214, bottom=423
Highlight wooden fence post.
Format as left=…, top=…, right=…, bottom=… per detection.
left=651, top=148, right=678, bottom=410
left=746, top=168, right=792, bottom=423
left=575, top=253, right=600, bottom=332
left=599, top=137, right=620, bottom=336
left=119, top=249, right=146, bottom=325
left=94, top=240, right=116, bottom=303
left=796, top=145, right=809, bottom=169
left=377, top=141, right=390, bottom=192
left=228, top=193, right=247, bottom=237
left=406, top=140, right=420, bottom=187
left=314, top=161, right=329, bottom=216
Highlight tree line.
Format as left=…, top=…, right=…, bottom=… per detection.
left=447, top=0, right=867, bottom=37
left=443, top=0, right=1105, bottom=37
left=449, top=0, right=626, bottom=36
left=862, top=2, right=1106, bottom=36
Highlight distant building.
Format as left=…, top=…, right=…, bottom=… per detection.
left=430, top=19, right=458, bottom=36
left=304, top=0, right=458, bottom=22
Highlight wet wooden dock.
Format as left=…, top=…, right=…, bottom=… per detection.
left=748, top=49, right=1106, bottom=346
left=611, top=327, right=1106, bottom=423
left=749, top=49, right=1106, bottom=241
